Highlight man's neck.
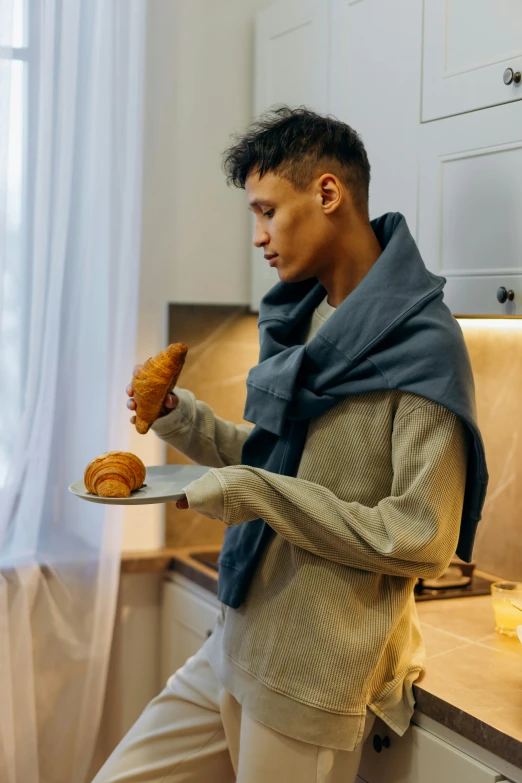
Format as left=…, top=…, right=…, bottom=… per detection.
left=318, top=220, right=382, bottom=308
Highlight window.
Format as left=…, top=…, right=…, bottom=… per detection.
left=0, top=0, right=33, bottom=486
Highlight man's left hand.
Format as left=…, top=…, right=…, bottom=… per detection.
left=175, top=472, right=225, bottom=520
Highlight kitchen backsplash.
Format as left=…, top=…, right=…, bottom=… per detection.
left=167, top=304, right=522, bottom=581
left=166, top=305, right=258, bottom=549
left=458, top=320, right=522, bottom=581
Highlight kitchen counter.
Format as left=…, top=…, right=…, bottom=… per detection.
left=121, top=546, right=220, bottom=590
left=122, top=547, right=522, bottom=768
left=121, top=547, right=188, bottom=574
left=164, top=544, right=220, bottom=594
left=413, top=593, right=522, bottom=769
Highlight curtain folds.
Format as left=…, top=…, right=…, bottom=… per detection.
left=0, top=2, right=146, bottom=781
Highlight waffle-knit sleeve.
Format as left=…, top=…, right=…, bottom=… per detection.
left=184, top=401, right=469, bottom=579
left=150, top=387, right=254, bottom=469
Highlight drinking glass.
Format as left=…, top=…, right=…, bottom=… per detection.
left=490, top=581, right=522, bottom=638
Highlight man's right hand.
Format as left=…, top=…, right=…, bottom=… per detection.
left=126, top=364, right=179, bottom=425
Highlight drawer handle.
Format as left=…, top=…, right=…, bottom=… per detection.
left=497, top=286, right=515, bottom=304
left=372, top=734, right=391, bottom=753
left=503, top=67, right=521, bottom=85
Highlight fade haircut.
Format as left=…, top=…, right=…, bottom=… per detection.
left=222, top=105, right=371, bottom=214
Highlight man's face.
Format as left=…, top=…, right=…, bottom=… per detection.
left=246, top=170, right=334, bottom=284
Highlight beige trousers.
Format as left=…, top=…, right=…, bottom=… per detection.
left=92, top=635, right=376, bottom=783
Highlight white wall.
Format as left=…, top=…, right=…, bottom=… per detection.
left=122, top=0, right=274, bottom=549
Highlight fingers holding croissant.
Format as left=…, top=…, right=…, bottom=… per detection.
left=84, top=451, right=146, bottom=498
left=132, top=343, right=188, bottom=434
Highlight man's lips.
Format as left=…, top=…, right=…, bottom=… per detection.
left=265, top=254, right=278, bottom=266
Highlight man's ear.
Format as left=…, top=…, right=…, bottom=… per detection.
left=319, top=174, right=342, bottom=214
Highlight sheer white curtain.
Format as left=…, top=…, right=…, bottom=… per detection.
left=0, top=1, right=146, bottom=781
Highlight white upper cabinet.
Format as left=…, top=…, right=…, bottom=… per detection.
left=330, top=0, right=422, bottom=233
left=251, top=0, right=330, bottom=311
left=254, top=0, right=330, bottom=116
left=418, top=100, right=522, bottom=315
left=250, top=0, right=522, bottom=316
left=422, top=0, right=522, bottom=122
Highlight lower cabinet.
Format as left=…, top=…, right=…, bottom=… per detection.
left=160, top=576, right=517, bottom=783
left=358, top=717, right=508, bottom=783
left=160, top=572, right=221, bottom=684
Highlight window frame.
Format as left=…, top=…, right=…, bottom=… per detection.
left=0, top=0, right=39, bottom=404
left=0, top=1, right=39, bottom=483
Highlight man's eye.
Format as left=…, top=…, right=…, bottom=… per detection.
left=263, top=210, right=274, bottom=218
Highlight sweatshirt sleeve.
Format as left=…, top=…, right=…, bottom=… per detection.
left=184, top=402, right=469, bottom=580
left=150, top=387, right=254, bottom=468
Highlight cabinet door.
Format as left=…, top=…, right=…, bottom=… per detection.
left=254, top=0, right=329, bottom=117
left=251, top=0, right=330, bottom=311
left=358, top=719, right=506, bottom=783
left=330, top=0, right=422, bottom=233
left=422, top=0, right=522, bottom=121
left=161, top=577, right=220, bottom=683
left=418, top=100, right=522, bottom=315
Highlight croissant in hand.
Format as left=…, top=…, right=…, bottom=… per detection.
left=84, top=451, right=146, bottom=498
left=132, top=343, right=188, bottom=434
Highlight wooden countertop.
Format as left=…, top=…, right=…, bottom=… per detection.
left=414, top=593, right=522, bottom=768
left=121, top=548, right=522, bottom=767
left=121, top=548, right=184, bottom=574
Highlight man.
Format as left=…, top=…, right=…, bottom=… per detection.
left=93, top=106, right=487, bottom=783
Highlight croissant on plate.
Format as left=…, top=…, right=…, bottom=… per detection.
left=132, top=343, right=188, bottom=434
left=84, top=451, right=146, bottom=498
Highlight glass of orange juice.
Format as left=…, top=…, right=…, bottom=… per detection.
left=490, top=582, right=522, bottom=637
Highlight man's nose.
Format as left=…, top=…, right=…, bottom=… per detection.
left=253, top=225, right=269, bottom=248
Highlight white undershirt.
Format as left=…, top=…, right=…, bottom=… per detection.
left=303, top=295, right=336, bottom=344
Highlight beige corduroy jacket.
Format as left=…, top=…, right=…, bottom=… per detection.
left=151, top=301, right=468, bottom=751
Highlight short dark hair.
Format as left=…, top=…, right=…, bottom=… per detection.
left=222, top=105, right=371, bottom=213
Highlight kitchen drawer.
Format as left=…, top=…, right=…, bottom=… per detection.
left=358, top=718, right=506, bottom=783
left=161, top=574, right=221, bottom=682
left=443, top=274, right=521, bottom=317
left=163, top=574, right=220, bottom=635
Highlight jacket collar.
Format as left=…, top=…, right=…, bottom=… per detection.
left=257, top=213, right=446, bottom=365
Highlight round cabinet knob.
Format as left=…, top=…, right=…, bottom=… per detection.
left=372, top=734, right=391, bottom=753
left=497, top=287, right=515, bottom=303
left=504, top=68, right=521, bottom=85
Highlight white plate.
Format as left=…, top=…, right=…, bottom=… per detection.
left=68, top=464, right=210, bottom=505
